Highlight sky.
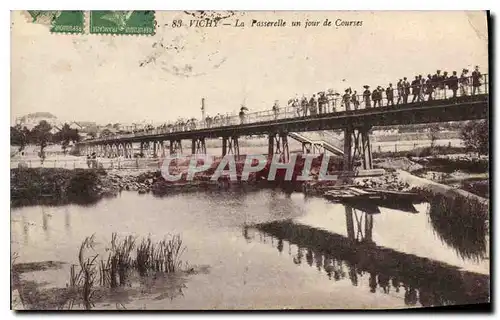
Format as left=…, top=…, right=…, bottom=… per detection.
left=11, top=11, right=489, bottom=125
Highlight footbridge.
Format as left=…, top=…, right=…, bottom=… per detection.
left=77, top=77, right=488, bottom=171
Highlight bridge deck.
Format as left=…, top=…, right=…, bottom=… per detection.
left=80, top=94, right=488, bottom=146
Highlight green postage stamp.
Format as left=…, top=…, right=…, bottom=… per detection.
left=27, top=11, right=84, bottom=34
left=90, top=11, right=155, bottom=35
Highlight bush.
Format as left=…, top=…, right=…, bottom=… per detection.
left=460, top=120, right=489, bottom=156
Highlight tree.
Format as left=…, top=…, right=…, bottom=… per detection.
left=10, top=125, right=30, bottom=152
left=99, top=129, right=115, bottom=138
left=460, top=120, right=489, bottom=156
left=53, top=123, right=81, bottom=154
left=87, top=131, right=97, bottom=139
left=31, top=120, right=53, bottom=159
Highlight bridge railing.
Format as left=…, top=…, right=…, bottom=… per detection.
left=85, top=73, right=488, bottom=143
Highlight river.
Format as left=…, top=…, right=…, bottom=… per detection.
left=11, top=189, right=489, bottom=309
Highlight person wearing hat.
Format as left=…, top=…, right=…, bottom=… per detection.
left=292, top=96, right=301, bottom=117
left=378, top=86, right=385, bottom=107
left=351, top=90, right=360, bottom=110
left=472, top=65, right=483, bottom=95
left=411, top=76, right=420, bottom=103
left=432, top=70, right=442, bottom=99
left=318, top=92, right=327, bottom=114
left=448, top=71, right=459, bottom=99
left=309, top=94, right=318, bottom=115
left=396, top=79, right=403, bottom=104
left=301, top=95, right=309, bottom=117
left=441, top=71, right=449, bottom=99
left=371, top=87, right=379, bottom=108
left=386, top=83, right=394, bottom=106
left=343, top=89, right=351, bottom=111
left=418, top=75, right=425, bottom=101
left=363, top=85, right=371, bottom=108
left=402, top=77, right=410, bottom=104
left=272, top=100, right=280, bottom=120
left=460, top=69, right=470, bottom=96
left=425, top=74, right=434, bottom=101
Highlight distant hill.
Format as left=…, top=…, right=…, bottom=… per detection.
left=18, top=112, right=57, bottom=122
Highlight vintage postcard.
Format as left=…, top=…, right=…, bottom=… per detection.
left=10, top=10, right=490, bottom=310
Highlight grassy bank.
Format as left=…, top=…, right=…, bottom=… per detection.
left=10, top=168, right=108, bottom=207
left=373, top=146, right=467, bottom=159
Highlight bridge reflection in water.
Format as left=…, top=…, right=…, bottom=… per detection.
left=244, top=204, right=489, bottom=307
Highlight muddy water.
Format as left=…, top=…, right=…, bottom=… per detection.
left=11, top=190, right=489, bottom=309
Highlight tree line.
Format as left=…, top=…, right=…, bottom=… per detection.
left=10, top=119, right=488, bottom=157
left=11, top=120, right=81, bottom=155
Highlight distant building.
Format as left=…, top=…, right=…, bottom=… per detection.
left=49, top=125, right=61, bottom=135
left=69, top=122, right=83, bottom=131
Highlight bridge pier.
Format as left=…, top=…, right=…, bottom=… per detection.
left=152, top=141, right=158, bottom=158
left=118, top=143, right=123, bottom=157
left=169, top=140, right=183, bottom=156
left=107, top=144, right=113, bottom=158
left=160, top=141, right=166, bottom=157
left=268, top=132, right=289, bottom=162
left=191, top=138, right=207, bottom=155
left=122, top=143, right=129, bottom=158
left=127, top=142, right=133, bottom=158
left=222, top=136, right=239, bottom=157
left=345, top=206, right=374, bottom=243
left=343, top=126, right=373, bottom=171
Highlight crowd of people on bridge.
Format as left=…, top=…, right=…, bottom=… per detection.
left=286, top=65, right=484, bottom=114
left=89, top=65, right=484, bottom=140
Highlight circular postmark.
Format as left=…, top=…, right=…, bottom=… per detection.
left=138, top=11, right=244, bottom=78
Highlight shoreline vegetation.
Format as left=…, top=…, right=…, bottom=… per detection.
left=11, top=152, right=488, bottom=210
left=12, top=233, right=193, bottom=310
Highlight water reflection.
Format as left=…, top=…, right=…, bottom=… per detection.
left=426, top=196, right=487, bottom=261
left=42, top=207, right=50, bottom=240
left=64, top=207, right=71, bottom=235
left=248, top=205, right=490, bottom=307
left=21, top=213, right=29, bottom=245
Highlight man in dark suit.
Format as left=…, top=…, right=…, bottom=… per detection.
left=472, top=65, right=483, bottom=95
left=448, top=71, right=459, bottom=98
left=396, top=80, right=403, bottom=104
left=402, top=77, right=410, bottom=104
left=351, top=90, right=360, bottom=110
left=386, top=83, right=394, bottom=106
left=411, top=76, right=420, bottom=103
left=343, top=89, right=351, bottom=111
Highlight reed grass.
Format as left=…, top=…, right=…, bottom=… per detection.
left=135, top=234, right=185, bottom=275
left=69, top=232, right=187, bottom=309
left=66, top=235, right=99, bottom=310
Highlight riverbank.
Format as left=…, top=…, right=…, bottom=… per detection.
left=10, top=167, right=259, bottom=207
left=11, top=152, right=489, bottom=211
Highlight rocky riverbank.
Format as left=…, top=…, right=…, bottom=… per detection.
left=11, top=151, right=489, bottom=208
left=10, top=168, right=255, bottom=207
